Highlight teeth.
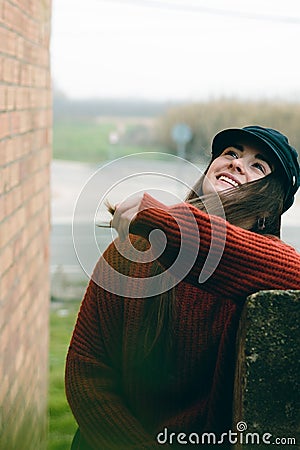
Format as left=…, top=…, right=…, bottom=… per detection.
left=219, top=175, right=239, bottom=187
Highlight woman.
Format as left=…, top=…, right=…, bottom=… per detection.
left=66, top=126, right=300, bottom=449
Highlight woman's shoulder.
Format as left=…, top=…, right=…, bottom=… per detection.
left=259, top=233, right=299, bottom=253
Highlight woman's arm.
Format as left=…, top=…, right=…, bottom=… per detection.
left=65, top=242, right=163, bottom=450
left=116, top=193, right=300, bottom=299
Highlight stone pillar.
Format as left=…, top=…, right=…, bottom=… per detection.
left=233, top=290, right=300, bottom=449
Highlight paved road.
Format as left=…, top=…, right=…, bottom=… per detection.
left=51, top=159, right=300, bottom=282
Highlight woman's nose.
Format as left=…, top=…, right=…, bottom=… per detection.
left=229, top=158, right=245, bottom=173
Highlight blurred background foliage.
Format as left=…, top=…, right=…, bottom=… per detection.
left=53, top=89, right=300, bottom=165
left=158, top=99, right=300, bottom=161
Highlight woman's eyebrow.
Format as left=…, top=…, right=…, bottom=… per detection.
left=232, top=144, right=244, bottom=151
left=255, top=153, right=270, bottom=163
left=255, top=153, right=273, bottom=169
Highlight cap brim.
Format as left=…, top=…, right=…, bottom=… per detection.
left=212, top=128, right=280, bottom=164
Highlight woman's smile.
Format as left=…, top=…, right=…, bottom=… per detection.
left=215, top=173, right=241, bottom=188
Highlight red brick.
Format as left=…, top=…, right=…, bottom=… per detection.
left=22, top=134, right=32, bottom=156
left=0, top=243, right=14, bottom=273
left=0, top=2, right=4, bottom=24
left=6, top=86, right=15, bottom=110
left=4, top=185, right=22, bottom=217
left=4, top=2, right=23, bottom=35
left=14, top=205, right=26, bottom=230
left=21, top=39, right=32, bottom=64
left=13, top=59, right=20, bottom=84
left=0, top=26, right=16, bottom=56
left=2, top=58, right=12, bottom=83
left=10, top=110, right=31, bottom=134
left=0, top=215, right=12, bottom=249
left=0, top=26, right=9, bottom=54
left=9, top=111, right=20, bottom=134
left=29, top=0, right=38, bottom=19
left=0, top=205, right=25, bottom=249
left=0, top=195, right=4, bottom=222
left=9, top=0, right=27, bottom=15
left=38, top=47, right=48, bottom=67
left=15, top=87, right=29, bottom=110
left=21, top=177, right=35, bottom=203
left=28, top=190, right=44, bottom=216
left=32, top=110, right=45, bottom=128
left=15, top=34, right=22, bottom=58
left=0, top=84, right=7, bottom=110
left=9, top=161, right=20, bottom=189
left=3, top=57, right=20, bottom=84
left=20, top=66, right=28, bottom=86
left=19, top=110, right=30, bottom=133
left=24, top=14, right=40, bottom=44
left=1, top=165, right=9, bottom=192
left=12, top=134, right=26, bottom=159
left=0, top=140, right=6, bottom=163
left=12, top=228, right=25, bottom=259
left=4, top=141, right=14, bottom=164
left=0, top=55, right=3, bottom=77
left=0, top=112, right=10, bottom=139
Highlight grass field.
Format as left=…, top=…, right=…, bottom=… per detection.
left=53, top=120, right=114, bottom=162
left=53, top=118, right=163, bottom=163
left=48, top=300, right=80, bottom=450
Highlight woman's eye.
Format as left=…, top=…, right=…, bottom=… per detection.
left=253, top=162, right=266, bottom=174
left=224, top=149, right=238, bottom=158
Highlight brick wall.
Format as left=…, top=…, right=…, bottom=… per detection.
left=0, top=1, right=52, bottom=449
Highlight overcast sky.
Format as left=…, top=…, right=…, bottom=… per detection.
left=51, top=0, right=300, bottom=101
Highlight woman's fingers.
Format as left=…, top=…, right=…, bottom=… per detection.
left=111, top=195, right=143, bottom=241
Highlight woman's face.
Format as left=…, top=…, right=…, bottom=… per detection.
left=202, top=143, right=273, bottom=196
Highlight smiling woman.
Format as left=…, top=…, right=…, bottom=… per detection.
left=65, top=125, right=300, bottom=450
left=202, top=143, right=273, bottom=194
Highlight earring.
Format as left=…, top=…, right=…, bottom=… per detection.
left=257, top=217, right=266, bottom=230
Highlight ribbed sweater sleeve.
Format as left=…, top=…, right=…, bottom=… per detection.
left=65, top=243, right=166, bottom=450
left=130, top=193, right=300, bottom=298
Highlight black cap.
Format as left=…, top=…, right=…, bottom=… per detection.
left=212, top=125, right=300, bottom=212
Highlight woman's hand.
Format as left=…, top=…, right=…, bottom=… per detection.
left=111, top=194, right=144, bottom=242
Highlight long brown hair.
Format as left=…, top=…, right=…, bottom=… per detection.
left=140, top=161, right=286, bottom=363
left=186, top=170, right=285, bottom=237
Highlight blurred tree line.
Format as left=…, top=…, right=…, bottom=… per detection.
left=157, top=99, right=300, bottom=163
left=53, top=88, right=300, bottom=163
left=53, top=87, right=175, bottom=119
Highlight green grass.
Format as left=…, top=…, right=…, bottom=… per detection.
left=53, top=120, right=114, bottom=163
left=48, top=301, right=80, bottom=450
left=53, top=119, right=164, bottom=163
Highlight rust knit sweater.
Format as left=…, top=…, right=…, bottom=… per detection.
left=65, top=194, right=300, bottom=450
